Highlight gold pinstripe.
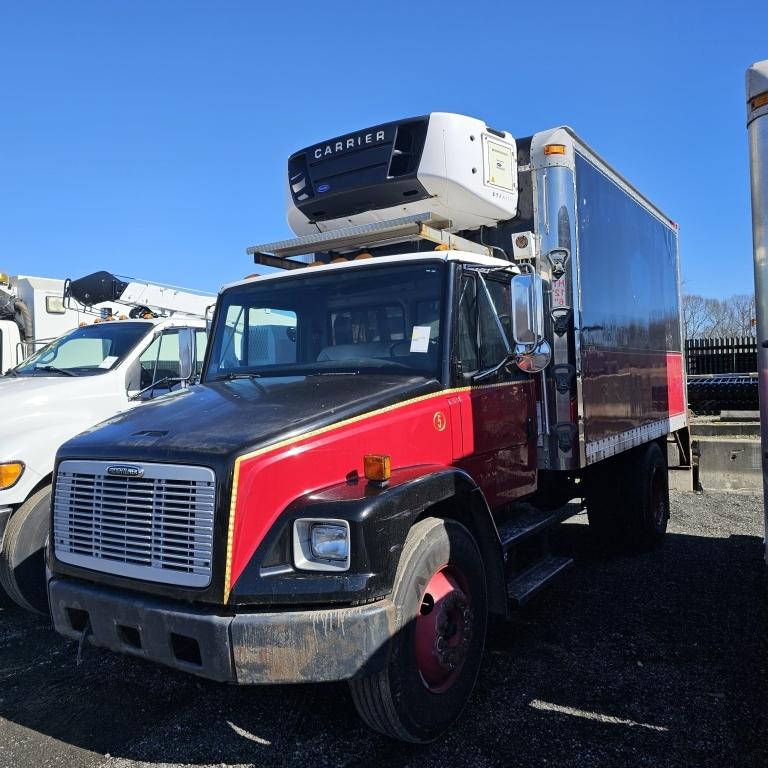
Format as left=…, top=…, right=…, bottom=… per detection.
left=222, top=380, right=525, bottom=602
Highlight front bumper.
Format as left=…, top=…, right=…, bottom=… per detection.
left=49, top=577, right=396, bottom=684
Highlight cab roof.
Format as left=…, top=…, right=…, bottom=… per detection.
left=223, top=251, right=517, bottom=293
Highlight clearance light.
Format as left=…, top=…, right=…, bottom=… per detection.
left=434, top=244, right=450, bottom=251
left=364, top=454, right=391, bottom=482
left=354, top=252, right=373, bottom=260
left=544, top=144, right=567, bottom=156
left=331, top=256, right=348, bottom=264
left=750, top=91, right=768, bottom=110
left=308, top=261, right=324, bottom=267
left=0, top=461, right=24, bottom=490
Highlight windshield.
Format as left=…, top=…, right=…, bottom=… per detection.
left=205, top=262, right=446, bottom=381
left=14, top=322, right=150, bottom=377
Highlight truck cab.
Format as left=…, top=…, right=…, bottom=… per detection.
left=46, top=113, right=688, bottom=743
left=0, top=274, right=212, bottom=613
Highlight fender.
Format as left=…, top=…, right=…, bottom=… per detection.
left=230, top=464, right=508, bottom=615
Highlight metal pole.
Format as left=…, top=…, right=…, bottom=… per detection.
left=746, top=60, right=768, bottom=564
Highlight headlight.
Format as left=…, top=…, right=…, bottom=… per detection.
left=293, top=519, right=350, bottom=572
left=311, top=523, right=349, bottom=561
left=0, top=462, right=24, bottom=490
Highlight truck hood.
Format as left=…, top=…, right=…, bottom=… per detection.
left=0, top=373, right=105, bottom=405
left=57, top=374, right=442, bottom=468
left=0, top=375, right=121, bottom=451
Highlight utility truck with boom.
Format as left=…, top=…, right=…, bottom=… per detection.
left=0, top=272, right=99, bottom=370
left=0, top=271, right=212, bottom=613
left=47, top=113, right=689, bottom=742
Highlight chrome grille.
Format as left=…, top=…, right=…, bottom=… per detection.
left=53, top=460, right=215, bottom=588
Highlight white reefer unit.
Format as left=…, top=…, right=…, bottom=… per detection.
left=286, top=112, right=519, bottom=235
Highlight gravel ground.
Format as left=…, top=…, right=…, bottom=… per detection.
left=0, top=489, right=766, bottom=768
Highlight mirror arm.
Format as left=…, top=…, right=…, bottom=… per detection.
left=128, top=376, right=184, bottom=402
left=472, top=355, right=515, bottom=383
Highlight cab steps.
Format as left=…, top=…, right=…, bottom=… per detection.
left=497, top=502, right=580, bottom=551
left=506, top=555, right=574, bottom=607
left=498, top=502, right=580, bottom=608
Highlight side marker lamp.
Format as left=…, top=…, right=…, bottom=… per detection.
left=0, top=461, right=24, bottom=490
left=544, top=144, right=567, bottom=156
left=364, top=454, right=391, bottom=482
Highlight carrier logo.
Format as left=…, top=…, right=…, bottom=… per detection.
left=106, top=465, right=144, bottom=478
left=313, top=130, right=386, bottom=159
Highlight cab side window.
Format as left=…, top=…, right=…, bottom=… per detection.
left=194, top=330, right=207, bottom=379
left=137, top=330, right=182, bottom=395
left=457, top=276, right=479, bottom=374
left=456, top=273, right=513, bottom=380
left=479, top=279, right=512, bottom=370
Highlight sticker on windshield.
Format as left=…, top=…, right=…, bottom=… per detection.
left=409, top=325, right=431, bottom=354
left=99, top=356, right=118, bottom=369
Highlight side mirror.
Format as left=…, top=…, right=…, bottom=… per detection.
left=178, top=328, right=195, bottom=382
left=511, top=273, right=544, bottom=346
left=514, top=339, right=551, bottom=374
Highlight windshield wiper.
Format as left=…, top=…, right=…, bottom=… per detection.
left=36, top=366, right=77, bottom=377
left=3, top=368, right=18, bottom=377
left=214, top=372, right=263, bottom=380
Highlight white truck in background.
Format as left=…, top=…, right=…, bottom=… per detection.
left=0, top=270, right=214, bottom=613
left=0, top=273, right=99, bottom=371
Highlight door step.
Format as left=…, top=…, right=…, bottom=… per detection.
left=507, top=555, right=573, bottom=607
left=497, top=502, right=580, bottom=551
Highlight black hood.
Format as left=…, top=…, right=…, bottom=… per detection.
left=58, top=374, right=442, bottom=468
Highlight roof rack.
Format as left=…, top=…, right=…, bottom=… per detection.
left=246, top=213, right=493, bottom=269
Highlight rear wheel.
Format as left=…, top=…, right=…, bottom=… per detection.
left=624, top=441, right=669, bottom=550
left=0, top=486, right=52, bottom=615
left=349, top=517, right=487, bottom=743
left=585, top=455, right=625, bottom=550
left=585, top=442, right=669, bottom=551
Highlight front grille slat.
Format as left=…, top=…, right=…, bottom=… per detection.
left=53, top=461, right=216, bottom=588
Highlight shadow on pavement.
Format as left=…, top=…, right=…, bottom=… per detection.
left=0, top=516, right=766, bottom=768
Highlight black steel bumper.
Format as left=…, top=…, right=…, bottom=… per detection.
left=49, top=577, right=396, bottom=684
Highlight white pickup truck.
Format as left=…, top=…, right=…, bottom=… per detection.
left=0, top=271, right=212, bottom=613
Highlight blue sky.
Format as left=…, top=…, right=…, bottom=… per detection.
left=1, top=1, right=766, bottom=298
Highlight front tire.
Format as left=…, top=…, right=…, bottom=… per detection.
left=349, top=517, right=488, bottom=743
left=0, top=485, right=52, bottom=615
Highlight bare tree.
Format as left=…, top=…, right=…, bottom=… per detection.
left=682, top=294, right=711, bottom=340
left=727, top=294, right=755, bottom=336
left=705, top=297, right=734, bottom=337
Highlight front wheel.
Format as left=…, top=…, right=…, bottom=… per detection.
left=0, top=485, right=52, bottom=615
left=349, top=517, right=488, bottom=743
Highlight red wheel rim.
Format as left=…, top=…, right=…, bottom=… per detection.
left=414, top=564, right=473, bottom=693
left=652, top=467, right=665, bottom=527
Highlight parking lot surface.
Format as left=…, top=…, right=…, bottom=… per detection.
left=1, top=490, right=766, bottom=768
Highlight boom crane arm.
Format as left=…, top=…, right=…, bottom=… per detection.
left=64, top=270, right=214, bottom=319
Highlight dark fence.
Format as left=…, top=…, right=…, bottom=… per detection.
left=685, top=337, right=757, bottom=375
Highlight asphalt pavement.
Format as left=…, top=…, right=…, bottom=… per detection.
left=1, top=490, right=766, bottom=768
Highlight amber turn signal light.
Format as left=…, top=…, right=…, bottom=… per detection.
left=364, top=454, right=391, bottom=482
left=0, top=461, right=24, bottom=490
left=544, top=143, right=567, bottom=156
